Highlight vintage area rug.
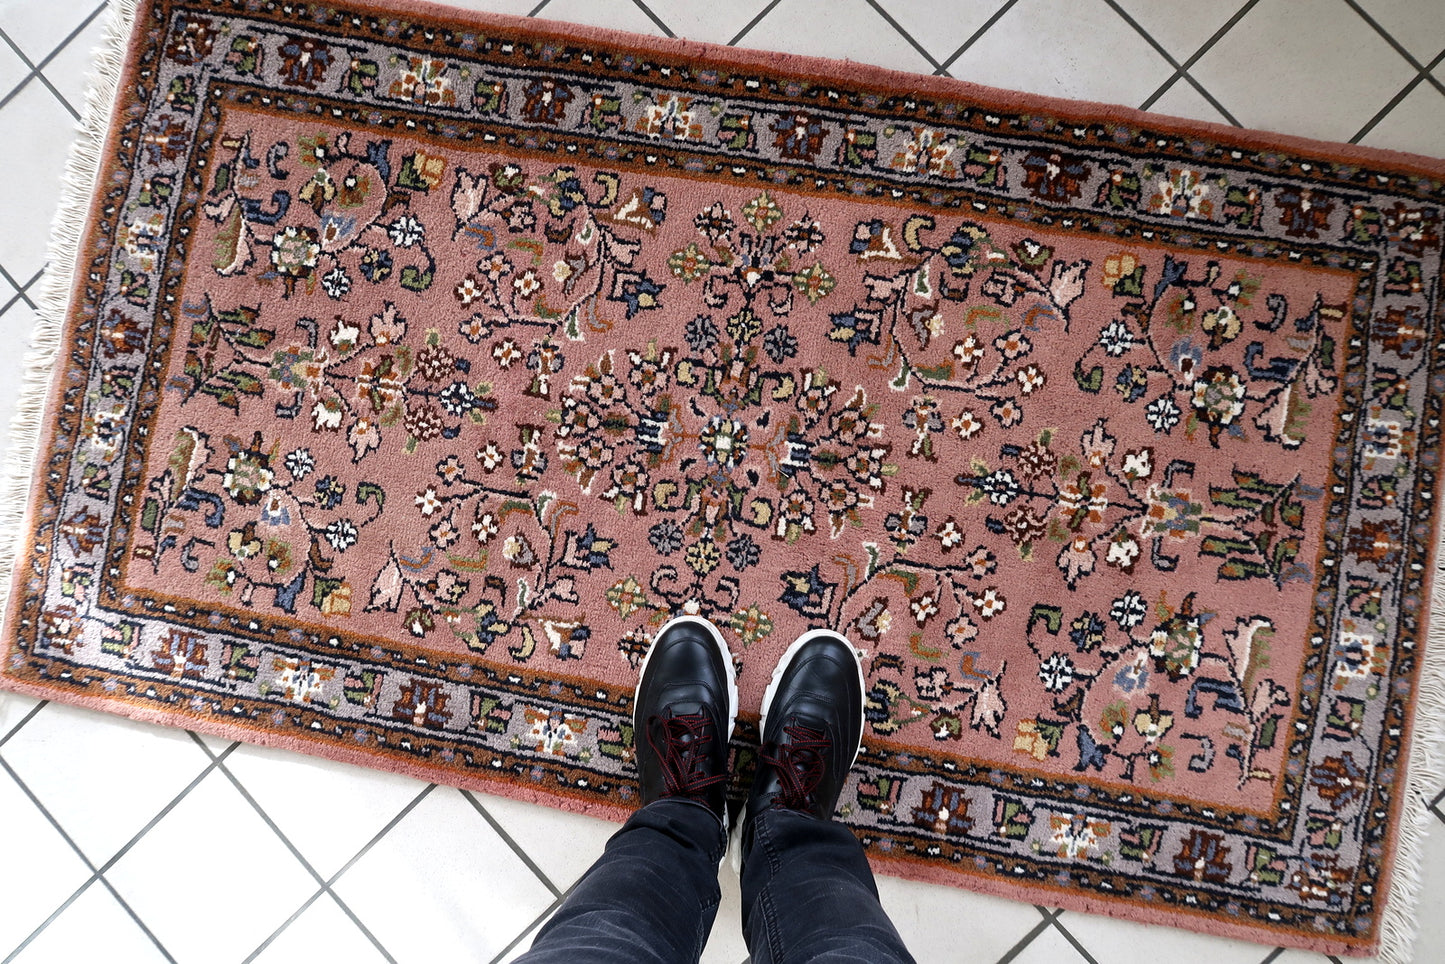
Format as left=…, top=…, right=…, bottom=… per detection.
left=3, top=0, right=1445, bottom=956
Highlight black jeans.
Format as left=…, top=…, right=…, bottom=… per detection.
left=516, top=799, right=915, bottom=963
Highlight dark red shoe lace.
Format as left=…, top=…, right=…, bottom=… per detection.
left=760, top=721, right=830, bottom=812
left=647, top=712, right=726, bottom=799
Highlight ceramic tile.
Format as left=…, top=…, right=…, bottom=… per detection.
left=949, top=0, right=1175, bottom=106
left=876, top=875, right=1046, bottom=962
left=33, top=5, right=108, bottom=112
left=250, top=893, right=389, bottom=964
left=0, top=763, right=94, bottom=954
left=332, top=787, right=555, bottom=963
left=1190, top=0, right=1417, bottom=143
left=494, top=907, right=556, bottom=964
left=105, top=768, right=319, bottom=963
left=1352, top=0, right=1445, bottom=62
left=0, top=0, right=101, bottom=66
left=466, top=790, right=618, bottom=891
left=531, top=0, right=667, bottom=37
left=1, top=702, right=212, bottom=866
left=870, top=0, right=1009, bottom=65
left=1057, top=907, right=1274, bottom=964
left=700, top=858, right=749, bottom=964
left=1412, top=815, right=1445, bottom=962
left=0, top=79, right=75, bottom=282
left=1358, top=79, right=1445, bottom=158
left=9, top=881, right=168, bottom=964
left=1110, top=0, right=1249, bottom=61
left=0, top=687, right=41, bottom=743
left=1145, top=75, right=1232, bottom=125
left=643, top=0, right=776, bottom=45
left=747, top=0, right=937, bottom=76
left=221, top=738, right=431, bottom=878
left=1008, top=918, right=1090, bottom=963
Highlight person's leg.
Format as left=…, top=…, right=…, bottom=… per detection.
left=740, top=808, right=914, bottom=964
left=516, top=614, right=739, bottom=964
left=515, top=798, right=727, bottom=964
left=737, top=629, right=916, bottom=964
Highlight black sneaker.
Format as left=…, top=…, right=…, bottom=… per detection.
left=633, top=614, right=739, bottom=822
left=739, top=629, right=865, bottom=853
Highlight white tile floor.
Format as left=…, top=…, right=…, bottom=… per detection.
left=0, top=0, right=1442, bottom=961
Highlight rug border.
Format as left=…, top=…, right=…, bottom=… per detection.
left=410, top=0, right=1445, bottom=178
left=0, top=0, right=143, bottom=635
left=0, top=2, right=1442, bottom=960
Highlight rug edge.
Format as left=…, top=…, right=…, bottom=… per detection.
left=0, top=0, right=141, bottom=636
left=383, top=0, right=1445, bottom=178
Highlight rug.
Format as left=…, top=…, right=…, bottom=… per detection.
left=2, top=0, right=1444, bottom=957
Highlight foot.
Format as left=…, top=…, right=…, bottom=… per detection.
left=740, top=629, right=865, bottom=851
left=633, top=615, right=739, bottom=822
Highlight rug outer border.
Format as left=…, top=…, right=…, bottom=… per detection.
left=0, top=1, right=1443, bottom=960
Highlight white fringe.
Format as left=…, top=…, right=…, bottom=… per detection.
left=0, top=0, right=141, bottom=705
left=1374, top=507, right=1445, bottom=963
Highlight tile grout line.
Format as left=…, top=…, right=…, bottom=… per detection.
left=726, top=0, right=785, bottom=48
left=239, top=887, right=329, bottom=964
left=1050, top=912, right=1102, bottom=964
left=0, top=698, right=48, bottom=748
left=0, top=752, right=178, bottom=964
left=0, top=3, right=108, bottom=116
left=187, top=732, right=401, bottom=964
left=461, top=788, right=564, bottom=898
left=1134, top=0, right=1260, bottom=122
left=990, top=906, right=1058, bottom=964
left=0, top=264, right=44, bottom=317
left=627, top=0, right=676, bottom=38
left=0, top=25, right=80, bottom=121
left=1339, top=0, right=1445, bottom=88
left=934, top=0, right=1020, bottom=76
left=485, top=881, right=579, bottom=964
left=1099, top=0, right=1187, bottom=71
left=241, top=779, right=437, bottom=963
left=92, top=875, right=180, bottom=964
left=1350, top=46, right=1445, bottom=145
left=861, top=0, right=944, bottom=73
left=1096, top=0, right=1242, bottom=125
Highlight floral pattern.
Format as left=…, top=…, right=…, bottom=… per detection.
left=4, top=2, right=1444, bottom=955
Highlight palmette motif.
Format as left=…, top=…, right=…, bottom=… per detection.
left=5, top=0, right=1444, bottom=953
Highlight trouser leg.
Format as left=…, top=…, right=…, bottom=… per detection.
left=740, top=809, right=916, bottom=964
left=515, top=798, right=727, bottom=964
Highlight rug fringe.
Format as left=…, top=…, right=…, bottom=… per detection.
left=0, top=0, right=140, bottom=651
left=1375, top=500, right=1445, bottom=963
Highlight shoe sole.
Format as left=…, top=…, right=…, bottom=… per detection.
left=732, top=628, right=868, bottom=871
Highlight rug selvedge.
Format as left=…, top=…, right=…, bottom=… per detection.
left=3, top=0, right=1444, bottom=953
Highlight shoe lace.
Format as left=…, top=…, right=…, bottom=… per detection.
left=760, top=721, right=830, bottom=812
left=647, top=712, right=726, bottom=799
